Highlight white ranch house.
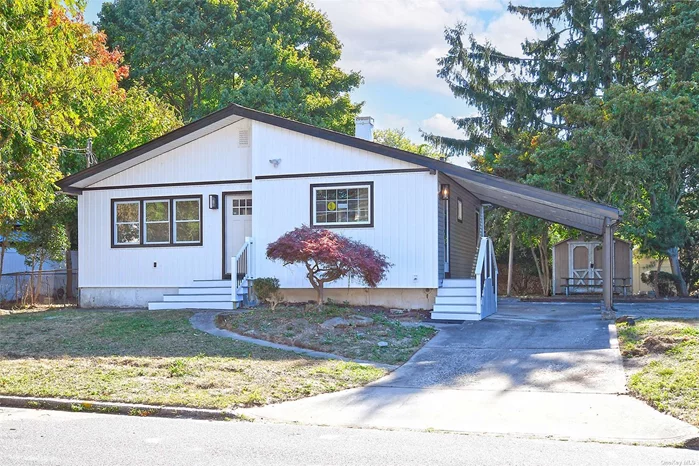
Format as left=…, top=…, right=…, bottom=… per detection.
left=58, top=104, right=622, bottom=320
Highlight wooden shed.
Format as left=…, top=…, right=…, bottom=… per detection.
left=552, top=238, right=633, bottom=296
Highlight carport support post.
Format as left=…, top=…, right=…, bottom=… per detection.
left=602, top=217, right=615, bottom=319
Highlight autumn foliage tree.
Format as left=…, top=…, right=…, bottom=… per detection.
left=266, top=226, right=392, bottom=305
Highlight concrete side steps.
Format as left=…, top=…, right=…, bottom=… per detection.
left=163, top=294, right=235, bottom=302
left=430, top=311, right=481, bottom=321
left=438, top=287, right=477, bottom=297
left=191, top=280, right=233, bottom=287
left=434, top=295, right=478, bottom=306
left=432, top=278, right=482, bottom=321
left=148, top=301, right=236, bottom=310
left=178, top=287, right=232, bottom=295
left=441, top=278, right=476, bottom=288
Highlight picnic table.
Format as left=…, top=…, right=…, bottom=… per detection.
left=561, top=277, right=632, bottom=297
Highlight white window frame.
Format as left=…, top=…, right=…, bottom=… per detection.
left=311, top=183, right=373, bottom=228
left=173, top=198, right=202, bottom=244
left=113, top=200, right=140, bottom=245
left=143, top=199, right=171, bottom=245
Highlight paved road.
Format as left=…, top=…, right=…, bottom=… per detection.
left=243, top=302, right=699, bottom=444
left=1, top=407, right=697, bottom=466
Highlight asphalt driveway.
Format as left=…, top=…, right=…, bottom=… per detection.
left=242, top=302, right=699, bottom=445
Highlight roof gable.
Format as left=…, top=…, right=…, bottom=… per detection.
left=57, top=103, right=622, bottom=235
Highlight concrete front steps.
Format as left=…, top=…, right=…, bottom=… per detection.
left=431, top=278, right=481, bottom=321
left=147, top=279, right=248, bottom=310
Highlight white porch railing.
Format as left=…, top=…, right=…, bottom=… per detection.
left=475, top=236, right=498, bottom=318
left=231, top=237, right=254, bottom=300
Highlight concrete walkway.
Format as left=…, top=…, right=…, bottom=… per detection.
left=240, top=302, right=699, bottom=445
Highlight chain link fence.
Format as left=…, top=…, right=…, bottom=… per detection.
left=0, top=269, right=78, bottom=307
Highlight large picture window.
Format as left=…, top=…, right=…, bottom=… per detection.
left=111, top=196, right=202, bottom=247
left=311, top=182, right=373, bottom=228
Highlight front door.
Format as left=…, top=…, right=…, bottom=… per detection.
left=224, top=193, right=252, bottom=278
left=569, top=242, right=603, bottom=292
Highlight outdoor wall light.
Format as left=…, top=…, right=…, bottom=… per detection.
left=208, top=194, right=219, bottom=210
left=440, top=183, right=450, bottom=201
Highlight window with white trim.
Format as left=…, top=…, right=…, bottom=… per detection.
left=174, top=198, right=201, bottom=243
left=114, top=201, right=140, bottom=245
left=312, top=183, right=372, bottom=227
left=144, top=200, right=170, bottom=244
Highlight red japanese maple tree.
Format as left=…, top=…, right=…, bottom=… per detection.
left=266, top=226, right=392, bottom=305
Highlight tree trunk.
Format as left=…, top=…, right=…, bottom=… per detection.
left=653, top=256, right=664, bottom=297
left=530, top=246, right=545, bottom=295
left=507, top=231, right=515, bottom=297
left=35, top=261, right=44, bottom=304
left=666, top=247, right=688, bottom=297
left=65, top=226, right=73, bottom=299
left=0, top=236, right=7, bottom=278
left=316, top=282, right=324, bottom=306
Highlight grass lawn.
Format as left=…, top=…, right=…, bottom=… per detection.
left=617, top=318, right=699, bottom=427
left=216, top=304, right=437, bottom=366
left=0, top=309, right=386, bottom=409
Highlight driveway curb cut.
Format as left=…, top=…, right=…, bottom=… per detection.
left=0, top=395, right=238, bottom=421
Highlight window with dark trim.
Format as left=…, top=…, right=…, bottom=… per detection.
left=457, top=198, right=463, bottom=223
left=111, top=195, right=202, bottom=247
left=310, top=182, right=373, bottom=228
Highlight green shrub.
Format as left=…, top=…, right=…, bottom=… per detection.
left=253, top=278, right=284, bottom=310
left=641, top=271, right=681, bottom=297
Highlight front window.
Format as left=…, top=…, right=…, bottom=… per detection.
left=174, top=198, right=201, bottom=243
left=111, top=196, right=202, bottom=247
left=114, top=201, right=140, bottom=245
left=311, top=183, right=372, bottom=227
left=144, top=200, right=170, bottom=244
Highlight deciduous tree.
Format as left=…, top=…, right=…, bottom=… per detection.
left=98, top=0, right=363, bottom=132
left=266, top=226, right=391, bottom=305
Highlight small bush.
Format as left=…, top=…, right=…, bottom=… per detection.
left=253, top=278, right=284, bottom=310
left=641, top=271, right=681, bottom=297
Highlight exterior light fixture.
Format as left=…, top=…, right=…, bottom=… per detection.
left=440, top=183, right=450, bottom=201
left=208, top=194, right=219, bottom=210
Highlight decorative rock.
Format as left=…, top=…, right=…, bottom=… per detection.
left=348, top=315, right=373, bottom=327
left=320, top=315, right=374, bottom=330
left=377, top=341, right=389, bottom=347
left=389, top=308, right=406, bottom=315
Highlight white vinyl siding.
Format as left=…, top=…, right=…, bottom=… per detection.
left=250, top=121, right=439, bottom=290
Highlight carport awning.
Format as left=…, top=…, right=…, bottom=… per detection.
left=438, top=165, right=621, bottom=236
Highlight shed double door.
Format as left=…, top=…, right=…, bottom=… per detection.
left=569, top=242, right=603, bottom=292
left=223, top=193, right=252, bottom=278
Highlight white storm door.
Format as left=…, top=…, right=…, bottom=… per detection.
left=224, top=193, right=252, bottom=277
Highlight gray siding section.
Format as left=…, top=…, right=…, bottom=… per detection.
left=438, top=173, right=481, bottom=280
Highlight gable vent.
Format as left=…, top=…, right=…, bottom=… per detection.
left=238, top=129, right=250, bottom=147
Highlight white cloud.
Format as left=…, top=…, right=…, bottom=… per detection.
left=420, top=113, right=464, bottom=139
left=314, top=0, right=506, bottom=94
left=312, top=1, right=544, bottom=95
left=475, top=12, right=542, bottom=57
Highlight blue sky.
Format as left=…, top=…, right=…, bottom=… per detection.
left=85, top=1, right=551, bottom=161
